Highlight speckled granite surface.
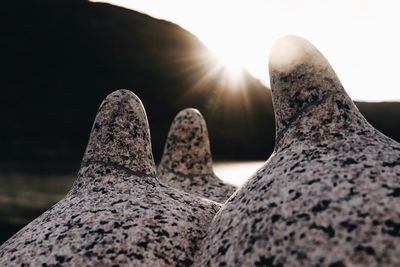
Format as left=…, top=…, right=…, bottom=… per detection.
left=194, top=36, right=400, bottom=267
left=0, top=90, right=220, bottom=266
left=158, top=108, right=237, bottom=203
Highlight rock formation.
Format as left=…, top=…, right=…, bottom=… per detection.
left=194, top=36, right=400, bottom=267
left=0, top=90, right=220, bottom=266
left=158, top=108, right=237, bottom=203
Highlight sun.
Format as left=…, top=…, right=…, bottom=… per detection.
left=206, top=37, right=255, bottom=87
left=215, top=51, right=246, bottom=86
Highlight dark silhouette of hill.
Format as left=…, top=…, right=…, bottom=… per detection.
left=0, top=0, right=399, bottom=172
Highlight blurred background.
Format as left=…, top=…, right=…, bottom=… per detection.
left=1, top=0, right=399, bottom=244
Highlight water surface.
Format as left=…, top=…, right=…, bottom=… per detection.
left=214, top=161, right=264, bottom=186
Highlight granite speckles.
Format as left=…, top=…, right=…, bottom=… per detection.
left=80, top=89, right=156, bottom=176
left=194, top=36, right=400, bottom=267
left=0, top=90, right=221, bottom=266
left=158, top=108, right=237, bottom=203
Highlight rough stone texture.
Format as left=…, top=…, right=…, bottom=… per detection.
left=158, top=108, right=237, bottom=203
left=195, top=36, right=400, bottom=267
left=0, top=90, right=220, bottom=266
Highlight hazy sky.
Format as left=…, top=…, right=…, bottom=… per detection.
left=92, top=0, right=400, bottom=102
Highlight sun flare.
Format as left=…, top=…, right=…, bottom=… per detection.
left=214, top=52, right=246, bottom=86
left=93, top=0, right=400, bottom=101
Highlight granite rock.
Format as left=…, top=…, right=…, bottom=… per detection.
left=158, top=108, right=237, bottom=203
left=194, top=36, right=400, bottom=267
left=0, top=90, right=220, bottom=266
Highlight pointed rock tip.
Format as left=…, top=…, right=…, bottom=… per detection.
left=268, top=36, right=362, bottom=149
left=82, top=89, right=156, bottom=175
left=175, top=108, right=204, bottom=126
left=178, top=108, right=202, bottom=117
left=159, top=108, right=213, bottom=175
left=269, top=35, right=328, bottom=74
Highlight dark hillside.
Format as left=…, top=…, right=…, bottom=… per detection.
left=0, top=0, right=398, bottom=172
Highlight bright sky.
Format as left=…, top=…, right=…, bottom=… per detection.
left=92, top=0, right=400, bottom=102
